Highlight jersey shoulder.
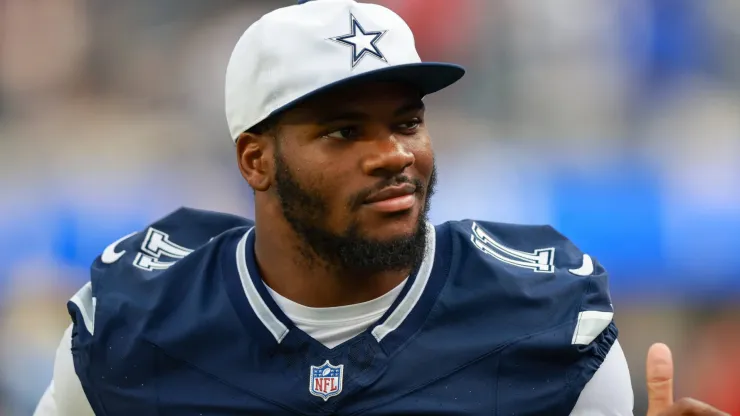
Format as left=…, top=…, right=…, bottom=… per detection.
left=431, top=219, right=618, bottom=414
left=448, top=219, right=596, bottom=272
left=69, top=207, right=253, bottom=336
left=66, top=208, right=256, bottom=415
left=439, top=219, right=614, bottom=344
left=94, top=206, right=253, bottom=273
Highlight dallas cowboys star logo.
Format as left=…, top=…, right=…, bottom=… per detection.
left=328, top=14, right=388, bottom=69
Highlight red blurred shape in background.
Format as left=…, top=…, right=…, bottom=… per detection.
left=375, top=0, right=481, bottom=60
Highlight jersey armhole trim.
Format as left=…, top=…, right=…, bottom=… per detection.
left=69, top=282, right=96, bottom=335
left=571, top=310, right=613, bottom=345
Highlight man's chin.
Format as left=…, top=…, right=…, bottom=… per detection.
left=336, top=216, right=428, bottom=274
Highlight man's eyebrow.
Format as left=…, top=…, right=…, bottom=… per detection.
left=315, top=99, right=425, bottom=124
left=394, top=99, right=425, bottom=116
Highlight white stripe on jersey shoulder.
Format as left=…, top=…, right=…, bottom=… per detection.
left=235, top=228, right=290, bottom=343
left=69, top=282, right=96, bottom=335
left=571, top=310, right=614, bottom=345
left=372, top=222, right=436, bottom=342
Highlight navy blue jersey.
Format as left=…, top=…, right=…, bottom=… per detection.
left=68, top=207, right=616, bottom=415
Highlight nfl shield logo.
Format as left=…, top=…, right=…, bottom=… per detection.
left=309, top=360, right=344, bottom=401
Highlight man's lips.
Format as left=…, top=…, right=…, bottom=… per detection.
left=363, top=184, right=418, bottom=213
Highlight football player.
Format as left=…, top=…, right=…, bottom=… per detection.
left=34, top=0, right=728, bottom=415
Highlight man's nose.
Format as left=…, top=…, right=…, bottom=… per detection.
left=361, top=133, right=415, bottom=177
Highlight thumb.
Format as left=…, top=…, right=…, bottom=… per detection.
left=646, top=343, right=674, bottom=416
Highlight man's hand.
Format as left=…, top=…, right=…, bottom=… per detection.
left=646, top=343, right=730, bottom=416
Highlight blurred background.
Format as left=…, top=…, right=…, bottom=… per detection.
left=1, top=0, right=739, bottom=414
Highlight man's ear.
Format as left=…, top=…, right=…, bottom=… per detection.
left=236, top=131, right=274, bottom=192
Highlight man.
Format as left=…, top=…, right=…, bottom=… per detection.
left=34, top=0, right=728, bottom=415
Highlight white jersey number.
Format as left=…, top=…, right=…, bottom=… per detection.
left=133, top=228, right=194, bottom=271
left=470, top=222, right=555, bottom=273
left=101, top=228, right=194, bottom=271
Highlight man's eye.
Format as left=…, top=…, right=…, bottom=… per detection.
left=325, top=127, right=359, bottom=140
left=396, top=119, right=421, bottom=134
left=397, top=119, right=421, bottom=132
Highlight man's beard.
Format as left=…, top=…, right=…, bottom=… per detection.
left=272, top=151, right=436, bottom=276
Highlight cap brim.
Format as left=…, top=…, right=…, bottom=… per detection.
left=265, top=62, right=465, bottom=123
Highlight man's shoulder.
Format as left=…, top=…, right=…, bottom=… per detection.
left=435, top=219, right=614, bottom=344
left=92, top=206, right=253, bottom=273
left=438, top=218, right=601, bottom=279
left=69, top=207, right=253, bottom=337
left=63, top=208, right=259, bottom=415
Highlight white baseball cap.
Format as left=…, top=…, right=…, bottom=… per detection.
left=225, top=0, right=466, bottom=142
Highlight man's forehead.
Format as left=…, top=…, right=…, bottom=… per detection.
left=296, top=82, right=424, bottom=117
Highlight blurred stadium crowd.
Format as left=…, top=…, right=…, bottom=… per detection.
left=1, top=0, right=739, bottom=414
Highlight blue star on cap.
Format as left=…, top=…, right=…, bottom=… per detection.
left=328, top=14, right=388, bottom=68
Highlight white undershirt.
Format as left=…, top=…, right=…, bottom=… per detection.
left=264, top=279, right=407, bottom=349
left=33, top=281, right=633, bottom=415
